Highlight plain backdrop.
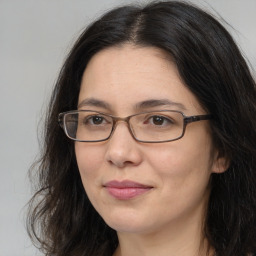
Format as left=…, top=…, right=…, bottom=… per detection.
left=0, top=0, right=255, bottom=255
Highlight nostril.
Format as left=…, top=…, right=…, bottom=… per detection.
left=107, top=158, right=133, bottom=168
left=105, top=129, right=143, bottom=168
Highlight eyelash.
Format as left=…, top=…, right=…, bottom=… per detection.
left=144, top=115, right=174, bottom=126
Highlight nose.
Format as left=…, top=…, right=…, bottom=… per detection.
left=105, top=122, right=143, bottom=168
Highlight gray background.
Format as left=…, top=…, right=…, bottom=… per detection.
left=0, top=0, right=255, bottom=255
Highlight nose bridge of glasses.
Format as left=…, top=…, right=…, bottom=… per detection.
left=111, top=116, right=135, bottom=138
left=112, top=116, right=131, bottom=129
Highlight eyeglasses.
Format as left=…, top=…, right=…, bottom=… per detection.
left=58, top=110, right=212, bottom=143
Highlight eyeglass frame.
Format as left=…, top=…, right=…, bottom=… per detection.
left=58, top=110, right=213, bottom=143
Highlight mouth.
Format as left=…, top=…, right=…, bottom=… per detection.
left=103, top=180, right=153, bottom=200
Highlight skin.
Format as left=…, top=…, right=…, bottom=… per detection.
left=75, top=44, right=226, bottom=256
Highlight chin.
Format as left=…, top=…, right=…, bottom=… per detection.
left=102, top=211, right=141, bottom=231
left=107, top=221, right=150, bottom=234
left=102, top=211, right=156, bottom=234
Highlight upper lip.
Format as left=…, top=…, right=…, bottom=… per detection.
left=104, top=180, right=153, bottom=188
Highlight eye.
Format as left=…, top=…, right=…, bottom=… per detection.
left=90, top=116, right=104, bottom=125
left=83, top=115, right=108, bottom=126
left=145, top=115, right=174, bottom=126
left=151, top=116, right=165, bottom=125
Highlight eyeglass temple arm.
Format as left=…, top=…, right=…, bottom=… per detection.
left=58, top=114, right=64, bottom=129
left=184, top=114, right=213, bottom=124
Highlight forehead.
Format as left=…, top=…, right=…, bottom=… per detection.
left=78, top=44, right=204, bottom=115
left=84, top=44, right=172, bottom=74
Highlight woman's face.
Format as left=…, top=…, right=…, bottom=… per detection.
left=75, top=45, right=222, bottom=235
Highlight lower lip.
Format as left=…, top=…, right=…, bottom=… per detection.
left=105, top=187, right=152, bottom=200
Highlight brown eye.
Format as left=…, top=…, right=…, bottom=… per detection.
left=83, top=115, right=106, bottom=126
left=152, top=116, right=165, bottom=125
left=146, top=115, right=174, bottom=127
left=91, top=116, right=104, bottom=125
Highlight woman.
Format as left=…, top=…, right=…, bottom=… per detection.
left=27, top=1, right=256, bottom=256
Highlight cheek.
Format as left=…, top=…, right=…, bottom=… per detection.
left=148, top=142, right=213, bottom=210
left=75, top=143, right=104, bottom=183
left=145, top=136, right=214, bottom=188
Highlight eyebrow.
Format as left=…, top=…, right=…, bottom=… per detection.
left=77, top=98, right=186, bottom=111
left=135, top=99, right=187, bottom=111
left=78, top=98, right=112, bottom=110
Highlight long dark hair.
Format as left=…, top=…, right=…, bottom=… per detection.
left=27, top=1, right=256, bottom=255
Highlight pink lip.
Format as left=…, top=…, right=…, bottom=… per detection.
left=104, top=180, right=153, bottom=200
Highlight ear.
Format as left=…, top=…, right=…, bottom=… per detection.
left=211, top=152, right=230, bottom=174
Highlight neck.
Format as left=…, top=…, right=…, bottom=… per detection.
left=114, top=231, right=213, bottom=256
